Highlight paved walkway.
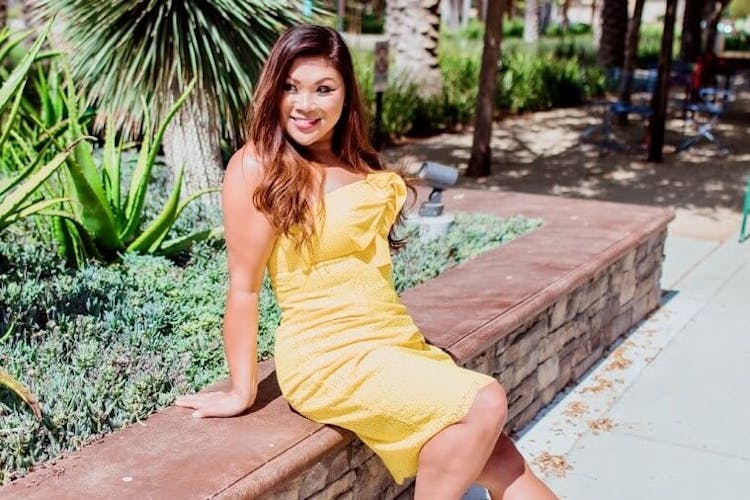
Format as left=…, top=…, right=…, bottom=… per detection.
left=465, top=230, right=750, bottom=499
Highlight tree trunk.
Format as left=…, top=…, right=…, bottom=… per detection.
left=561, top=0, right=571, bottom=32
left=467, top=0, right=504, bottom=178
left=704, top=0, right=731, bottom=56
left=460, top=0, right=471, bottom=28
left=647, top=0, right=678, bottom=163
left=591, top=0, right=603, bottom=50
left=162, top=90, right=224, bottom=207
left=385, top=0, right=443, bottom=97
left=597, top=0, right=628, bottom=67
left=0, top=0, right=7, bottom=28
left=680, top=0, right=706, bottom=62
left=523, top=0, right=540, bottom=44
left=442, top=0, right=460, bottom=31
left=618, top=0, right=647, bottom=111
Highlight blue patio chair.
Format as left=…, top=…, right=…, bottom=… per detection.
left=676, top=87, right=734, bottom=153
left=580, top=68, right=657, bottom=152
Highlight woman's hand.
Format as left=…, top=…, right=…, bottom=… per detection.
left=174, top=389, right=255, bottom=419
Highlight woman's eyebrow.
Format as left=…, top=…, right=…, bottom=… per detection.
left=287, top=76, right=337, bottom=85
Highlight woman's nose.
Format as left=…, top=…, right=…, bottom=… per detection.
left=293, top=93, right=314, bottom=111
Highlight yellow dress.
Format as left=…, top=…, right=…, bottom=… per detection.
left=268, top=170, right=495, bottom=484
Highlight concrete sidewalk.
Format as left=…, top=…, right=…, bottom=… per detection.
left=466, top=232, right=750, bottom=499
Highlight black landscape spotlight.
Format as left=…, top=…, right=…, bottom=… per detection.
left=415, top=161, right=459, bottom=241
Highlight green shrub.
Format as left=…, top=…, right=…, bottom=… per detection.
left=0, top=213, right=540, bottom=483
left=504, top=18, right=525, bottom=38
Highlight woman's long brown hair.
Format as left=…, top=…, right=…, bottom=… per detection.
left=246, top=24, right=410, bottom=250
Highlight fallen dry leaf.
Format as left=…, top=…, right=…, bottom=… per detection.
left=563, top=401, right=589, bottom=418
left=588, top=417, right=616, bottom=435
left=581, top=376, right=614, bottom=394
left=534, top=451, right=573, bottom=478
left=605, top=348, right=632, bottom=371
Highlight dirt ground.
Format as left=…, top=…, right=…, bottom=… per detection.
left=383, top=80, right=750, bottom=243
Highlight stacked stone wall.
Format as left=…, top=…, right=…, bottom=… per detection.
left=264, top=230, right=666, bottom=499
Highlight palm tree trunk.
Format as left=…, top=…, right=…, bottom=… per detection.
left=523, top=0, right=540, bottom=44
left=460, top=0, right=471, bottom=28
left=597, top=0, right=628, bottom=67
left=591, top=0, right=603, bottom=49
left=647, top=0, right=678, bottom=163
left=442, top=0, right=460, bottom=31
left=680, top=0, right=706, bottom=62
left=618, top=0, right=647, bottom=115
left=162, top=90, right=224, bottom=207
left=467, top=0, right=504, bottom=178
left=385, top=0, right=443, bottom=98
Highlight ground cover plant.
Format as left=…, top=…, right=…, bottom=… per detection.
left=0, top=213, right=540, bottom=484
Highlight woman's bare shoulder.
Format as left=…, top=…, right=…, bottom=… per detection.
left=226, top=143, right=264, bottom=185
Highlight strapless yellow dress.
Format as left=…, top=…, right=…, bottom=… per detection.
left=268, top=170, right=495, bottom=484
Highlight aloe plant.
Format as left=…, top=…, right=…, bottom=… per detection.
left=44, top=69, right=222, bottom=266
left=0, top=22, right=82, bottom=234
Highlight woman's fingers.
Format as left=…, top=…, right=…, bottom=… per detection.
left=174, top=391, right=248, bottom=419
left=174, top=392, right=220, bottom=409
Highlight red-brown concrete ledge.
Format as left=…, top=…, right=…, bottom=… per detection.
left=2, top=190, right=674, bottom=499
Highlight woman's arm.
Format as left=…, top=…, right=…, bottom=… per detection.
left=175, top=148, right=275, bottom=418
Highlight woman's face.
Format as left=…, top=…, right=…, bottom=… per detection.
left=280, top=56, right=346, bottom=151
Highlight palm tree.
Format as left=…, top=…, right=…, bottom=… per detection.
left=524, top=0, right=540, bottom=44
left=34, top=1, right=311, bottom=204
left=385, top=0, right=442, bottom=97
left=597, top=0, right=628, bottom=68
left=467, top=0, right=503, bottom=178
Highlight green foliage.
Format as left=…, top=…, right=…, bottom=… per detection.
left=729, top=0, right=750, bottom=19
left=497, top=51, right=603, bottom=112
left=504, top=18, right=525, bottom=38
left=0, top=213, right=539, bottom=483
left=0, top=25, right=82, bottom=234
left=19, top=62, right=222, bottom=266
left=724, top=32, right=750, bottom=50
left=354, top=31, right=606, bottom=140
left=361, top=10, right=385, bottom=34
left=34, top=0, right=315, bottom=141
left=546, top=22, right=592, bottom=37
left=392, top=214, right=540, bottom=292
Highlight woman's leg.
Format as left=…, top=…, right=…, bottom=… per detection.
left=475, top=434, right=558, bottom=499
left=414, top=381, right=507, bottom=500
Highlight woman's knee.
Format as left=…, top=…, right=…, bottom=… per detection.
left=470, top=381, right=508, bottom=431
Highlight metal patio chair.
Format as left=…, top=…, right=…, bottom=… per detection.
left=676, top=87, right=734, bottom=153
left=741, top=176, right=750, bottom=243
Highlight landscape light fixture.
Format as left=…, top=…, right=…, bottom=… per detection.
left=414, top=161, right=459, bottom=241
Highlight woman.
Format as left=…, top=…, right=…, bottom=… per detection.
left=175, top=25, right=555, bottom=499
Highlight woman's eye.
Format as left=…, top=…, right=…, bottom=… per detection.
left=283, top=83, right=297, bottom=92
left=317, top=86, right=333, bottom=94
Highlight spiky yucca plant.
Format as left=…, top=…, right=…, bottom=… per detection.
left=35, top=1, right=318, bottom=203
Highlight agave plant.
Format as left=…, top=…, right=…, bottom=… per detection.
left=0, top=369, right=42, bottom=421
left=43, top=68, right=222, bottom=266
left=35, top=0, right=322, bottom=203
left=0, top=22, right=82, bottom=234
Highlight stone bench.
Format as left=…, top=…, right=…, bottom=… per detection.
left=1, top=189, right=673, bottom=499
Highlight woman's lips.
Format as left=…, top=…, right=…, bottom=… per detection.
left=292, top=117, right=320, bottom=131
